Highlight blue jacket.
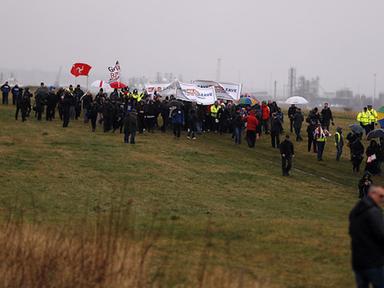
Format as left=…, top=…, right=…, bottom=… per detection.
left=1, top=84, right=10, bottom=94
left=172, top=109, right=184, bottom=124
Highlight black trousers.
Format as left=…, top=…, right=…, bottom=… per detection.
left=282, top=156, right=292, bottom=176
left=246, top=130, right=256, bottom=148
left=90, top=116, right=97, bottom=131
left=271, top=132, right=280, bottom=148
left=63, top=107, right=70, bottom=127
left=15, top=105, right=20, bottom=120
left=308, top=133, right=317, bottom=153
left=2, top=93, right=8, bottom=104
left=173, top=123, right=181, bottom=137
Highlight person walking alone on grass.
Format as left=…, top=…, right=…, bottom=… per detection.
left=335, top=127, right=344, bottom=161
left=280, top=134, right=294, bottom=176
left=245, top=110, right=259, bottom=148
left=349, top=185, right=384, bottom=288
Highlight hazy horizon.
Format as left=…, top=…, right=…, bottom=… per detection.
left=1, top=0, right=383, bottom=96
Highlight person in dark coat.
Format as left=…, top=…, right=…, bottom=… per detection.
left=288, top=104, right=297, bottom=133
left=88, top=101, right=98, bottom=132
left=349, top=185, right=384, bottom=288
left=172, top=107, right=184, bottom=138
left=20, top=88, right=32, bottom=122
left=365, top=140, right=381, bottom=176
left=350, top=134, right=365, bottom=173
left=82, top=92, right=93, bottom=123
left=46, top=87, right=57, bottom=121
left=187, top=103, right=198, bottom=140
left=11, top=84, right=21, bottom=106
left=280, top=134, right=295, bottom=176
left=358, top=172, right=373, bottom=199
left=306, top=108, right=320, bottom=153
left=34, top=83, right=48, bottom=121
left=62, top=88, right=73, bottom=128
left=293, top=108, right=304, bottom=141
left=123, top=109, right=138, bottom=144
left=14, top=86, right=23, bottom=120
left=1, top=81, right=11, bottom=105
left=233, top=108, right=244, bottom=145
left=270, top=112, right=283, bottom=148
left=320, top=102, right=334, bottom=130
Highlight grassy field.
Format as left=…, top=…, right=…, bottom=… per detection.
left=0, top=105, right=369, bottom=287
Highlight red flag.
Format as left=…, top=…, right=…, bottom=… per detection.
left=70, top=63, right=92, bottom=77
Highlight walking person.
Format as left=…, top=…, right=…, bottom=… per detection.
left=187, top=103, right=198, bottom=140
left=358, top=172, right=373, bottom=199
left=293, top=108, right=304, bottom=142
left=172, top=107, right=184, bottom=138
left=320, top=102, right=334, bottom=131
left=1, top=81, right=11, bottom=105
left=365, top=140, right=381, bottom=176
left=233, top=108, right=244, bottom=145
left=314, top=124, right=330, bottom=161
left=280, top=135, right=295, bottom=176
left=335, top=127, right=344, bottom=161
left=123, top=109, right=138, bottom=144
left=349, top=185, right=384, bottom=288
left=245, top=110, right=259, bottom=148
left=11, top=84, right=21, bottom=106
left=306, top=108, right=320, bottom=153
left=357, top=107, right=372, bottom=136
left=350, top=135, right=365, bottom=173
left=270, top=112, right=283, bottom=148
left=288, top=104, right=297, bottom=133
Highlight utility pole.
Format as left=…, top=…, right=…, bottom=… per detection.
left=373, top=73, right=377, bottom=106
left=274, top=81, right=277, bottom=99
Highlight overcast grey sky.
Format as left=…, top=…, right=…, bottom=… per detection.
left=1, top=0, right=383, bottom=94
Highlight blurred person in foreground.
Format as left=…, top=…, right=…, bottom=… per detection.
left=349, top=185, right=384, bottom=288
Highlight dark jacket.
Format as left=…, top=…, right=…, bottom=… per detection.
left=124, top=111, right=138, bottom=132
left=349, top=196, right=384, bottom=271
left=321, top=107, right=333, bottom=123
left=280, top=139, right=294, bottom=157
left=288, top=105, right=297, bottom=119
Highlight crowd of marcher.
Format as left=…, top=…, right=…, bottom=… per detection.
left=1, top=81, right=383, bottom=179
left=5, top=80, right=384, bottom=287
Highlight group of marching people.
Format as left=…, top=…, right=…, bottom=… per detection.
left=3, top=81, right=384, bottom=178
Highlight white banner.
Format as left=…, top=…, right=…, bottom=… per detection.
left=108, top=61, right=121, bottom=83
left=193, top=80, right=242, bottom=101
left=178, top=82, right=217, bottom=105
left=145, top=83, right=171, bottom=95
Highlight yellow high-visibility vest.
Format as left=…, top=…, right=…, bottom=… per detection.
left=357, top=111, right=371, bottom=126
left=335, top=132, right=341, bottom=146
left=210, top=105, right=220, bottom=118
left=368, top=109, right=378, bottom=123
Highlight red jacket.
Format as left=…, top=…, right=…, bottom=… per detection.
left=246, top=112, right=259, bottom=131
left=262, top=104, right=270, bottom=120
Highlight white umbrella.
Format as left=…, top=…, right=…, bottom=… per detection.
left=285, top=96, right=309, bottom=105
left=90, top=80, right=112, bottom=92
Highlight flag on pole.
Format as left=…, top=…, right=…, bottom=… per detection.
left=70, top=63, right=92, bottom=77
left=108, top=61, right=121, bottom=83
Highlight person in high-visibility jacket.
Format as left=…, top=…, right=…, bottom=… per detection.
left=367, top=104, right=378, bottom=133
left=131, top=89, right=143, bottom=104
left=210, top=101, right=221, bottom=132
left=335, top=127, right=344, bottom=161
left=314, top=124, right=331, bottom=161
left=357, top=107, right=371, bottom=135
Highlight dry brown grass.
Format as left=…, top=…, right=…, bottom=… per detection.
left=0, top=208, right=268, bottom=288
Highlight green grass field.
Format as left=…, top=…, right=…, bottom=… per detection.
left=0, top=105, right=368, bottom=287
